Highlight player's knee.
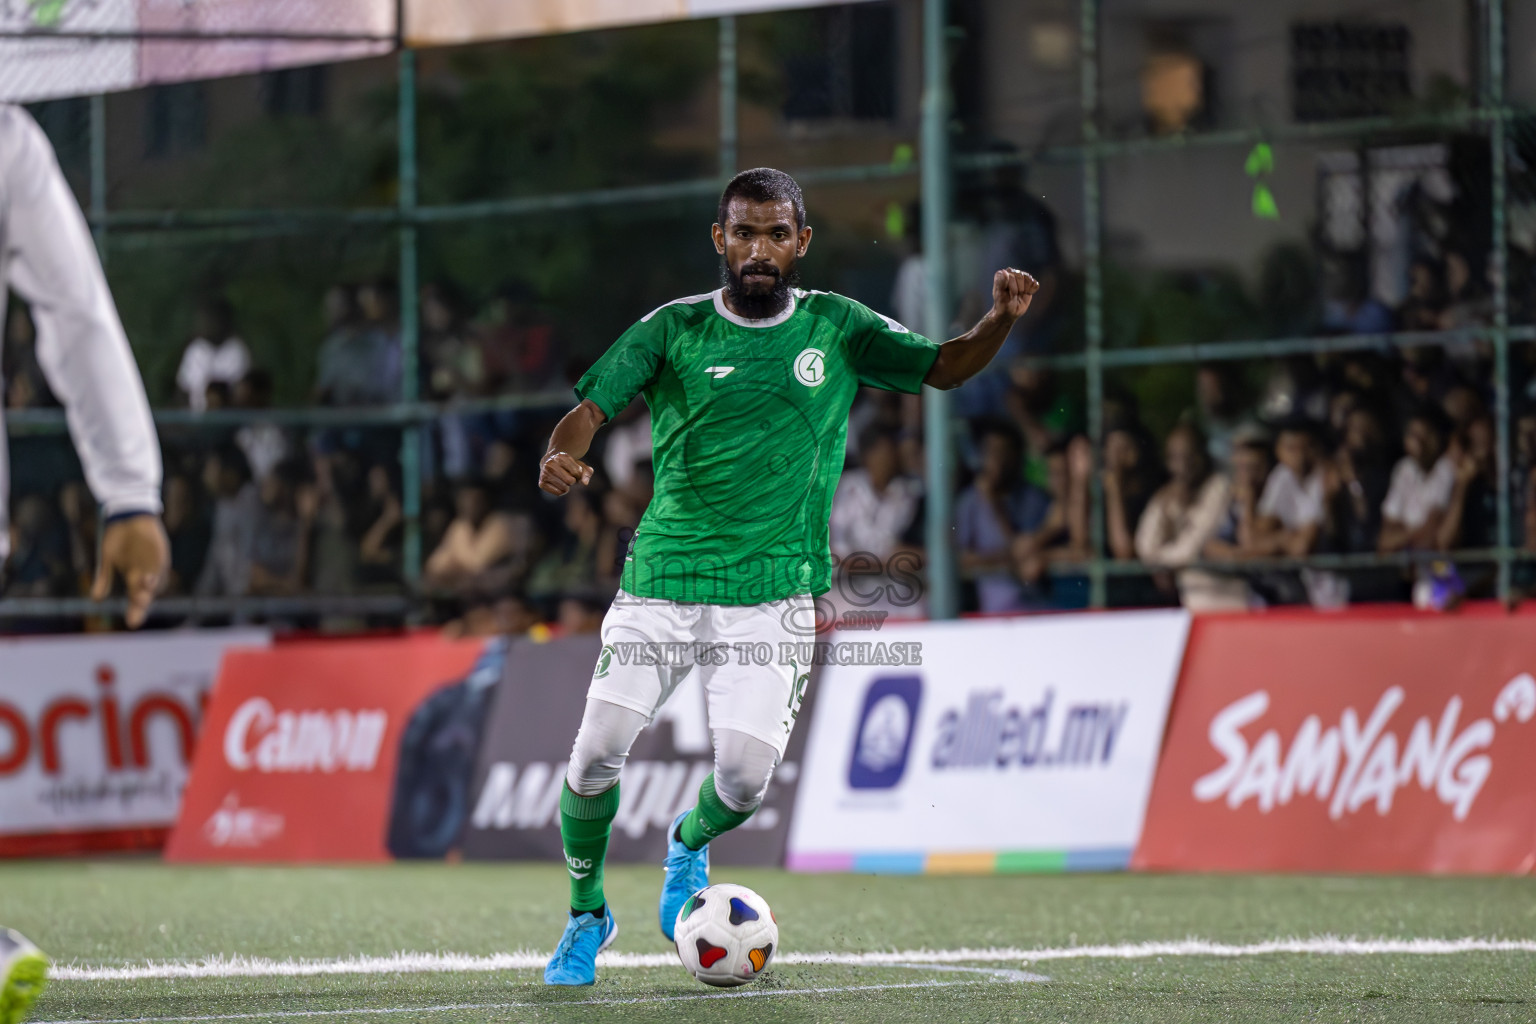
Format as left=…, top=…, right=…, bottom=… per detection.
left=565, top=748, right=624, bottom=797
left=566, top=729, right=632, bottom=795
left=712, top=734, right=779, bottom=813
left=714, top=759, right=774, bottom=812
left=566, top=700, right=647, bottom=796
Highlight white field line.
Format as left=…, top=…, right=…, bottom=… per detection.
left=48, top=936, right=1536, bottom=983
left=31, top=979, right=984, bottom=1024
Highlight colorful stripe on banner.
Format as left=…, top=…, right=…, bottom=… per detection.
left=786, top=848, right=1133, bottom=874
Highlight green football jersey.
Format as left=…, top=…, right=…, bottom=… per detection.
left=575, top=288, right=940, bottom=605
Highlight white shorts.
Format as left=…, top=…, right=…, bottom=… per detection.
left=586, top=589, right=817, bottom=758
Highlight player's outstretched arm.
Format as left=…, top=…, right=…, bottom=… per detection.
left=922, top=268, right=1040, bottom=390
left=3, top=106, right=168, bottom=628
left=539, top=399, right=607, bottom=495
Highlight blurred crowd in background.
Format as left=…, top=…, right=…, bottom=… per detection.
left=7, top=0, right=1535, bottom=632
left=7, top=161, right=1535, bottom=633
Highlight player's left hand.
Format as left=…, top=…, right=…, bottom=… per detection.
left=992, top=268, right=1040, bottom=320
left=92, top=514, right=170, bottom=629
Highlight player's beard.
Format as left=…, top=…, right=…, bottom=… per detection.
left=722, top=259, right=799, bottom=319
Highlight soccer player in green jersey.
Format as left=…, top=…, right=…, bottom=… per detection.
left=539, top=167, right=1037, bottom=985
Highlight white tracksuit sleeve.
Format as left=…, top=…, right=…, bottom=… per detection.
left=1, top=105, right=162, bottom=520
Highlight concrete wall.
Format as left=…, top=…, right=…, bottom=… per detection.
left=978, top=0, right=1486, bottom=281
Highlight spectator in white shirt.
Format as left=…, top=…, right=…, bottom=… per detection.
left=176, top=297, right=250, bottom=413
left=1254, top=422, right=1328, bottom=556
left=1135, top=424, right=1247, bottom=611
left=1256, top=421, right=1348, bottom=608
left=829, top=425, right=925, bottom=619
left=233, top=369, right=290, bottom=484
left=1379, top=408, right=1458, bottom=554
left=830, top=425, right=923, bottom=562
left=603, top=403, right=653, bottom=494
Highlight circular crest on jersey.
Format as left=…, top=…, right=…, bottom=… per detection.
left=792, top=348, right=826, bottom=387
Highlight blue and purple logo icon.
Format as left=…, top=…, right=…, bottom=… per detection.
left=847, top=675, right=922, bottom=790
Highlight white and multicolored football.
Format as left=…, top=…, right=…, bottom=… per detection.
left=673, top=883, right=778, bottom=987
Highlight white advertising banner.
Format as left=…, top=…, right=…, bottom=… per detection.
left=0, top=0, right=138, bottom=105
left=0, top=629, right=269, bottom=848
left=3, top=0, right=879, bottom=102
left=786, top=610, right=1190, bottom=873
left=0, top=0, right=393, bottom=105
left=406, top=0, right=883, bottom=47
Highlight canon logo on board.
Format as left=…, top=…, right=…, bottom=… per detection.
left=0, top=664, right=201, bottom=777
left=222, top=698, right=388, bottom=773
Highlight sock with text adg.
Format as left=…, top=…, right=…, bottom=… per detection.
left=677, top=773, right=755, bottom=851
left=560, top=782, right=620, bottom=914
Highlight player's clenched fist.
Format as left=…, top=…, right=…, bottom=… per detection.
left=540, top=450, right=594, bottom=495
left=992, top=267, right=1040, bottom=320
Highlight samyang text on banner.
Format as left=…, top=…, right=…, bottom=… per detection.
left=1134, top=608, right=1536, bottom=874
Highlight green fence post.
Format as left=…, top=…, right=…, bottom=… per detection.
left=398, top=47, right=423, bottom=593
left=922, top=0, right=956, bottom=621
left=719, top=15, right=738, bottom=180
left=1081, top=0, right=1106, bottom=608
left=1490, top=0, right=1512, bottom=602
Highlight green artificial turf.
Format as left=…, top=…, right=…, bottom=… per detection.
left=7, top=861, right=1536, bottom=1022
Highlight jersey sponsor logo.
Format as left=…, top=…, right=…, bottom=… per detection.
left=792, top=348, right=827, bottom=387
left=703, top=366, right=736, bottom=379
left=847, top=675, right=922, bottom=790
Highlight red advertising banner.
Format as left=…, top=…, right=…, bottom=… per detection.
left=166, top=633, right=486, bottom=862
left=1134, top=606, right=1536, bottom=874
left=0, top=630, right=270, bottom=857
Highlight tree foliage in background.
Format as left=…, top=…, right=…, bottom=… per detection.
left=104, top=22, right=719, bottom=405
left=414, top=22, right=719, bottom=363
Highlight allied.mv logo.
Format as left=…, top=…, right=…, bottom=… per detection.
left=793, top=348, right=826, bottom=387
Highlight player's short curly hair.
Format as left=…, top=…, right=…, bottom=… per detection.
left=717, top=167, right=806, bottom=230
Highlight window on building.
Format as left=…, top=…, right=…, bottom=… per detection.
left=1291, top=21, right=1412, bottom=122
left=261, top=65, right=329, bottom=118
left=781, top=1, right=897, bottom=122
left=145, top=82, right=207, bottom=158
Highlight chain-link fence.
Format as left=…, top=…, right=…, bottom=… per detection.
left=2, top=0, right=1530, bottom=629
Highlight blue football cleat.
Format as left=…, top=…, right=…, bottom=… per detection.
left=659, top=809, right=710, bottom=940
left=543, top=909, right=618, bottom=986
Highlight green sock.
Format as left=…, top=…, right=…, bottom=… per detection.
left=677, top=773, right=755, bottom=851
left=560, top=782, right=620, bottom=914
